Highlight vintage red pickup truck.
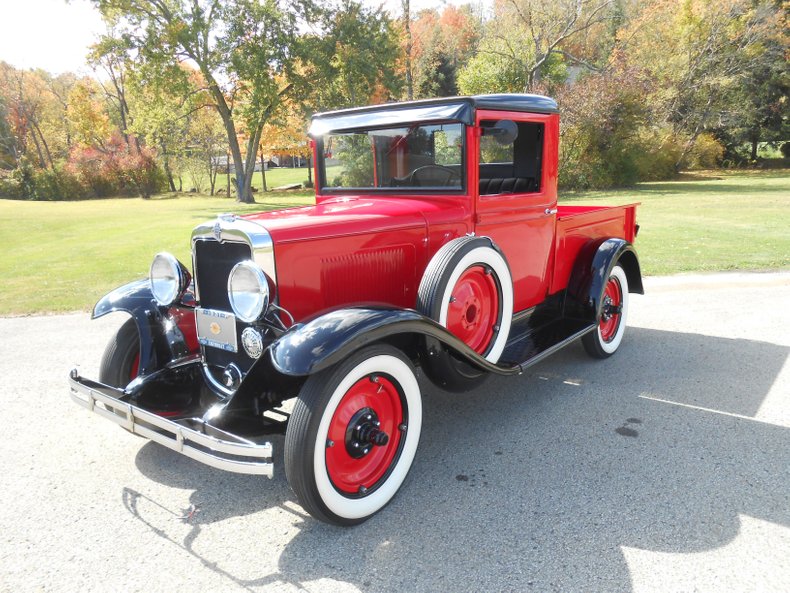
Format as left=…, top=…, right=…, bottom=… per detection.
left=69, top=94, right=641, bottom=525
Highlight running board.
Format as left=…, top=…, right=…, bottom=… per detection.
left=498, top=318, right=596, bottom=372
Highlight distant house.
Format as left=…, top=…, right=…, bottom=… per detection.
left=211, top=155, right=308, bottom=173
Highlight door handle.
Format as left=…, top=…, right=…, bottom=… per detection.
left=544, top=208, right=558, bottom=215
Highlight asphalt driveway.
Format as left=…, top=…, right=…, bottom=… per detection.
left=1, top=272, right=788, bottom=592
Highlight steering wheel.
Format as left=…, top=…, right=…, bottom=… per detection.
left=409, top=165, right=461, bottom=187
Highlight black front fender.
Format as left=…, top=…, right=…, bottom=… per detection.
left=269, top=307, right=518, bottom=377
left=93, top=279, right=193, bottom=375
left=565, top=238, right=644, bottom=322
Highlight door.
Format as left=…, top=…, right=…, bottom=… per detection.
left=473, top=110, right=560, bottom=312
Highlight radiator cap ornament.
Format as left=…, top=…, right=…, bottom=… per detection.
left=241, top=327, right=264, bottom=359
left=212, top=221, right=222, bottom=241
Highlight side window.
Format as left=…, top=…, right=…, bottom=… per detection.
left=479, top=120, right=543, bottom=196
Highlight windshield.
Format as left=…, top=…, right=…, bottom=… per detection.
left=319, top=122, right=465, bottom=192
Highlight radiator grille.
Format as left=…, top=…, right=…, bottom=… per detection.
left=193, top=239, right=255, bottom=372
left=194, top=240, right=252, bottom=310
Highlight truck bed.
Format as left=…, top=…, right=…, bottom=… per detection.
left=551, top=203, right=639, bottom=294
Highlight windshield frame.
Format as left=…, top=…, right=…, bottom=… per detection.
left=316, top=120, right=468, bottom=196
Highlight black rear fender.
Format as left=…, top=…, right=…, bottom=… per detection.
left=564, top=239, right=643, bottom=322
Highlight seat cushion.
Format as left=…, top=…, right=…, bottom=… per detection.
left=479, top=177, right=532, bottom=195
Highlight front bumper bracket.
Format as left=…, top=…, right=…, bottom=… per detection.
left=69, top=369, right=273, bottom=477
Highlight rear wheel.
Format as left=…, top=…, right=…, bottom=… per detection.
left=99, top=318, right=140, bottom=387
left=582, top=264, right=629, bottom=358
left=284, top=345, right=422, bottom=525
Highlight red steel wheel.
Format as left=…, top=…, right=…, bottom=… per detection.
left=324, top=375, right=405, bottom=494
left=285, top=344, right=422, bottom=525
left=417, top=237, right=513, bottom=392
left=599, top=273, right=623, bottom=343
left=582, top=264, right=630, bottom=359
left=445, top=265, right=500, bottom=355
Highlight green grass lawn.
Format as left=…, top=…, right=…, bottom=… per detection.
left=0, top=190, right=314, bottom=315
left=559, top=169, right=790, bottom=276
left=206, top=165, right=340, bottom=193
left=1, top=169, right=787, bottom=315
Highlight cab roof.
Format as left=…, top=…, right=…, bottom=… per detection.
left=309, top=94, right=558, bottom=137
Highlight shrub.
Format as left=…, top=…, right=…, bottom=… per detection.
left=683, top=133, right=725, bottom=169
left=67, top=136, right=167, bottom=199
left=29, top=167, right=89, bottom=200
left=631, top=131, right=684, bottom=181
left=553, top=67, right=676, bottom=190
left=67, top=144, right=123, bottom=198
left=0, top=169, right=23, bottom=199
left=117, top=148, right=167, bottom=199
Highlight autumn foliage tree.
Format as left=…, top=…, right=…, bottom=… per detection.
left=408, top=6, right=481, bottom=98
left=91, top=0, right=318, bottom=203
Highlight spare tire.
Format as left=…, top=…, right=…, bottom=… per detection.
left=417, top=237, right=513, bottom=391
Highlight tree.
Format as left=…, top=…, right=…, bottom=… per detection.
left=185, top=103, right=225, bottom=194
left=620, top=0, right=788, bottom=168
left=0, top=65, right=65, bottom=170
left=92, top=0, right=316, bottom=203
left=460, top=0, right=614, bottom=93
left=715, top=2, right=789, bottom=160
left=310, top=0, right=403, bottom=110
left=260, top=102, right=312, bottom=186
left=404, top=6, right=481, bottom=99
left=89, top=33, right=139, bottom=151
left=66, top=78, right=113, bottom=150
left=43, top=72, right=78, bottom=153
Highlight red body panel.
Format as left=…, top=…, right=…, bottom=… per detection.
left=171, top=306, right=200, bottom=352
left=246, top=109, right=637, bottom=322
left=551, top=204, right=640, bottom=294
left=245, top=197, right=471, bottom=321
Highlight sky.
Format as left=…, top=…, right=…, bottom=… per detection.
left=0, top=0, right=491, bottom=76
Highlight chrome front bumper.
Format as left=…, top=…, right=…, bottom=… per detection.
left=68, top=369, right=273, bottom=477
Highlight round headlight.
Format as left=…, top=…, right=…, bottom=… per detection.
left=228, top=261, right=269, bottom=323
left=149, top=252, right=187, bottom=306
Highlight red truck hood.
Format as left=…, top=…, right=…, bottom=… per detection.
left=243, top=196, right=446, bottom=244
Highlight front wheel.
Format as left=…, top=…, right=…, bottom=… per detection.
left=582, top=264, right=629, bottom=358
left=99, top=318, right=140, bottom=387
left=284, top=345, right=422, bottom=525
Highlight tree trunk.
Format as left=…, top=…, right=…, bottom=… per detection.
left=226, top=150, right=231, bottom=196
left=237, top=123, right=264, bottom=203
left=208, top=153, right=216, bottom=196
left=750, top=135, right=759, bottom=161
left=260, top=145, right=268, bottom=192
left=30, top=127, right=47, bottom=169
left=307, top=155, right=312, bottom=185
left=159, top=139, right=176, bottom=191
left=402, top=0, right=413, bottom=100
left=209, top=85, right=251, bottom=202
left=32, top=121, right=54, bottom=169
